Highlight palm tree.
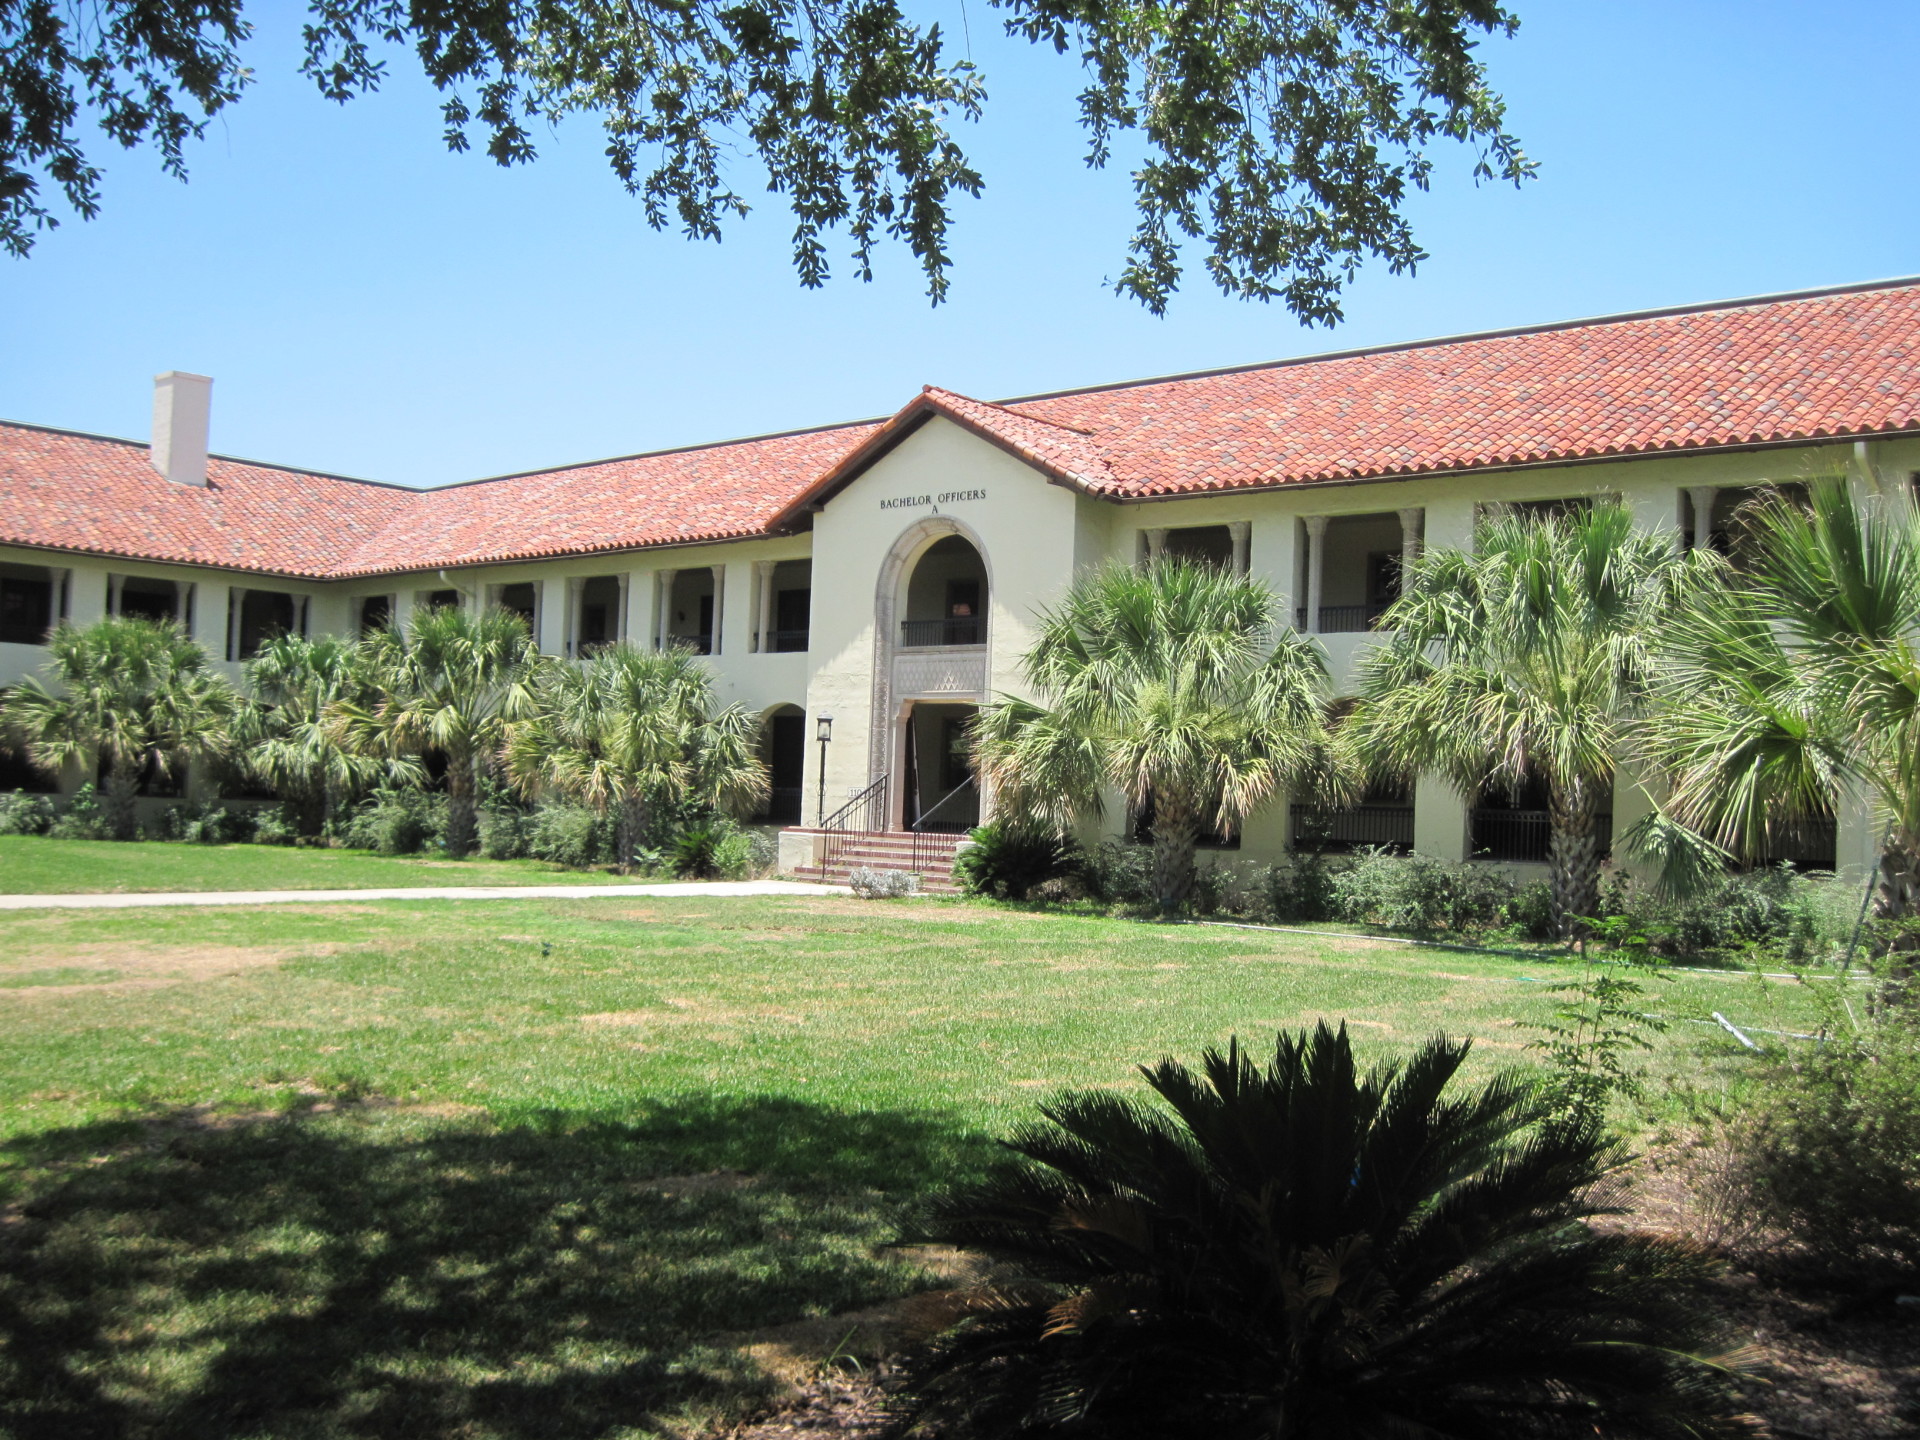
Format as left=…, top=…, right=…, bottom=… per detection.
left=1648, top=479, right=1920, bottom=929
left=0, top=616, right=238, bottom=839
left=1350, top=504, right=1690, bottom=937
left=886, top=1021, right=1756, bottom=1440
left=502, top=642, right=767, bottom=871
left=238, top=633, right=421, bottom=838
left=328, top=604, right=544, bottom=856
left=972, top=560, right=1334, bottom=915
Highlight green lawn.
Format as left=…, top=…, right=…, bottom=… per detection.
left=0, top=895, right=1824, bottom=1438
left=0, top=834, right=651, bottom=893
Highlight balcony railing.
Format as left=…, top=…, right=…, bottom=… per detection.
left=1293, top=602, right=1392, bottom=633
left=1753, top=816, right=1838, bottom=870
left=1290, top=804, right=1414, bottom=854
left=666, top=632, right=713, bottom=655
left=1470, top=809, right=1613, bottom=864
left=900, top=617, right=984, bottom=648
left=767, top=628, right=809, bottom=653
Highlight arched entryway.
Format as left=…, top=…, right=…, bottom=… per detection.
left=900, top=534, right=988, bottom=647
left=757, top=704, right=806, bottom=825
left=902, top=700, right=979, bottom=831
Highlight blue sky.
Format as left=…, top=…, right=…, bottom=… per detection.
left=3, top=1, right=1916, bottom=487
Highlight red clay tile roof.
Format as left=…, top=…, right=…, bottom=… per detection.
left=4, top=279, right=1918, bottom=579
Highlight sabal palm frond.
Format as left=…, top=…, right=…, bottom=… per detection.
left=886, top=1022, right=1757, bottom=1440
left=502, top=641, right=767, bottom=870
left=973, top=561, right=1337, bottom=915
left=0, top=617, right=237, bottom=839
left=1649, top=479, right=1920, bottom=925
left=327, top=605, right=545, bottom=855
left=1351, top=504, right=1693, bottom=935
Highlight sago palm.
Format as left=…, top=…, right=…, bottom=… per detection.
left=238, top=633, right=421, bottom=838
left=972, top=560, right=1333, bottom=915
left=328, top=605, right=544, bottom=855
left=1351, top=505, right=1689, bottom=936
left=502, top=642, right=767, bottom=871
left=1648, top=479, right=1920, bottom=930
left=886, top=1022, right=1758, bottom=1440
left=0, top=616, right=237, bottom=839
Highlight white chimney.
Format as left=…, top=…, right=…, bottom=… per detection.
left=150, top=371, right=212, bottom=487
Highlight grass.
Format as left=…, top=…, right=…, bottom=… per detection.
left=0, top=894, right=1831, bottom=1438
left=0, top=835, right=654, bottom=894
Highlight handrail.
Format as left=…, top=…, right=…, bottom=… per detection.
left=821, top=774, right=888, bottom=834
left=909, top=776, right=976, bottom=831
left=819, top=775, right=889, bottom=877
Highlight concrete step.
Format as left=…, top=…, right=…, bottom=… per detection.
left=803, top=829, right=969, bottom=894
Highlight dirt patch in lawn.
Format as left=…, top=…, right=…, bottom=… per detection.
left=0, top=942, right=351, bottom=995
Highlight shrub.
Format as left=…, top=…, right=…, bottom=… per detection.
left=1504, top=880, right=1559, bottom=941
left=1075, top=840, right=1156, bottom=908
left=46, top=784, right=113, bottom=841
left=849, top=866, right=918, bottom=898
left=341, top=788, right=446, bottom=855
left=479, top=803, right=535, bottom=860
left=0, top=790, right=55, bottom=835
left=150, top=801, right=255, bottom=844
left=953, top=824, right=1078, bottom=901
left=1599, top=866, right=1857, bottom=963
left=887, top=1023, right=1754, bottom=1439
left=711, top=827, right=774, bottom=880
left=671, top=824, right=724, bottom=878
left=1716, top=952, right=1920, bottom=1275
left=526, top=804, right=608, bottom=869
left=251, top=809, right=300, bottom=846
left=1268, top=852, right=1338, bottom=923
left=1332, top=849, right=1515, bottom=933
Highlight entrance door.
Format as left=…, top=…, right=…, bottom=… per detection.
left=765, top=711, right=805, bottom=824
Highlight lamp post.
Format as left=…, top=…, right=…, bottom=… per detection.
left=814, top=713, right=833, bottom=826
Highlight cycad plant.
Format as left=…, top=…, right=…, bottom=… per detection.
left=328, top=605, right=544, bottom=855
left=238, top=633, right=420, bottom=838
left=1351, top=505, right=1690, bottom=936
left=971, top=561, right=1333, bottom=915
left=0, top=616, right=237, bottom=839
left=1648, top=479, right=1920, bottom=928
left=886, top=1022, right=1756, bottom=1440
left=502, top=642, right=767, bottom=872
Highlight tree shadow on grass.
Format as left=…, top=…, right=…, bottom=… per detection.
left=0, top=1097, right=990, bottom=1440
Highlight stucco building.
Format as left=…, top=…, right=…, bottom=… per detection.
left=5, top=278, right=1919, bottom=880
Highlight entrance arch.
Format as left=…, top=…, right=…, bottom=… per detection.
left=868, top=516, right=994, bottom=821
left=757, top=703, right=805, bottom=825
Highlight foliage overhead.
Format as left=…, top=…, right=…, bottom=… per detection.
left=887, top=1021, right=1758, bottom=1439
left=972, top=559, right=1335, bottom=914
left=3, top=0, right=1530, bottom=316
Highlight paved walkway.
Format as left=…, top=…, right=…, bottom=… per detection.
left=0, top=880, right=850, bottom=911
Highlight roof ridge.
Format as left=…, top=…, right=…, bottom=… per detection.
left=0, top=417, right=405, bottom=490
left=994, top=274, right=1920, bottom=407
left=921, top=385, right=1100, bottom=437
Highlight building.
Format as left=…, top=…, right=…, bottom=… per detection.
left=5, top=278, right=1920, bottom=879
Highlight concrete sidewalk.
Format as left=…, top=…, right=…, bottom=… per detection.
left=0, top=880, right=851, bottom=911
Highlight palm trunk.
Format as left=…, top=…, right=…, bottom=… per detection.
left=1547, top=776, right=1602, bottom=940
left=101, top=766, right=140, bottom=841
left=1873, top=831, right=1920, bottom=999
left=445, top=756, right=478, bottom=857
left=1151, top=790, right=1200, bottom=918
left=616, top=794, right=647, bottom=875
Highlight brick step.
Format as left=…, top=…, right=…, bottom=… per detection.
left=800, top=829, right=969, bottom=894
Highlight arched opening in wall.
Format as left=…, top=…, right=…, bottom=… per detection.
left=903, top=701, right=979, bottom=831
left=900, top=535, right=988, bottom=649
left=758, top=705, right=806, bottom=825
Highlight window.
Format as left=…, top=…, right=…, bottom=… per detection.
left=115, top=575, right=180, bottom=623
left=773, top=586, right=810, bottom=652
left=0, top=566, right=55, bottom=645
left=232, top=589, right=304, bottom=661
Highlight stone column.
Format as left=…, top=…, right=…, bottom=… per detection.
left=1688, top=486, right=1718, bottom=550
left=537, top=580, right=568, bottom=656
left=753, top=559, right=776, bottom=653
left=105, top=573, right=122, bottom=618
left=654, top=570, right=678, bottom=650
left=1144, top=528, right=1168, bottom=563
left=1228, top=521, right=1251, bottom=576
left=1397, top=507, right=1424, bottom=570
left=566, top=577, right=585, bottom=655
left=709, top=564, right=726, bottom=656
left=225, top=587, right=245, bottom=661
left=1303, top=516, right=1329, bottom=635
left=616, top=573, right=632, bottom=643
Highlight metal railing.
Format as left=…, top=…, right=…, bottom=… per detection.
left=1293, top=602, right=1392, bottom=633
left=1753, top=816, right=1838, bottom=869
left=819, top=775, right=889, bottom=874
left=1470, top=809, right=1613, bottom=864
left=900, top=617, right=984, bottom=648
left=1289, top=804, right=1415, bottom=854
left=767, top=628, right=809, bottom=653
left=758, top=786, right=803, bottom=825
